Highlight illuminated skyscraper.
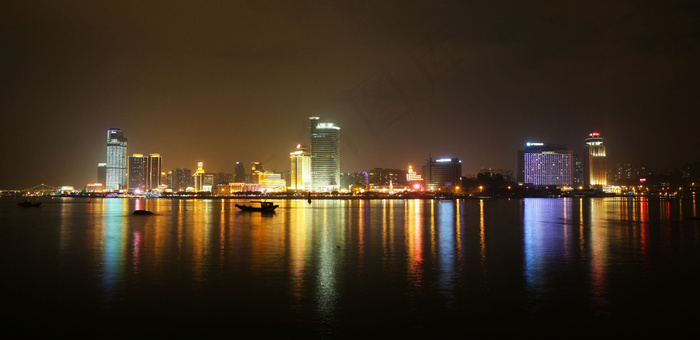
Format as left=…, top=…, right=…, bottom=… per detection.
left=106, top=128, right=127, bottom=191
left=193, top=162, right=205, bottom=192
left=309, top=117, right=340, bottom=192
left=234, top=162, right=246, bottom=182
left=290, top=144, right=311, bottom=190
left=171, top=168, right=192, bottom=191
left=423, top=156, right=462, bottom=191
left=517, top=142, right=573, bottom=186
left=128, top=154, right=148, bottom=193
left=97, top=163, right=107, bottom=185
left=147, top=154, right=162, bottom=190
left=583, top=132, right=607, bottom=188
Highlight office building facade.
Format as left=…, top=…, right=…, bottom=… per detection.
left=583, top=132, right=607, bottom=188
left=128, top=154, right=148, bottom=192
left=290, top=144, right=312, bottom=190
left=97, top=163, right=107, bottom=186
left=193, top=162, right=205, bottom=192
left=147, top=154, right=162, bottom=190
left=309, top=117, right=340, bottom=192
left=517, top=142, right=573, bottom=186
left=171, top=168, right=193, bottom=192
left=106, top=128, right=127, bottom=191
left=423, top=156, right=462, bottom=191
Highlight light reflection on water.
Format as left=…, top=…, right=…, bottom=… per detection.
left=2, top=196, right=700, bottom=337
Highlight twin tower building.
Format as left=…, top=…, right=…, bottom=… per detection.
left=102, top=116, right=340, bottom=193
left=102, top=128, right=161, bottom=192
left=289, top=117, right=341, bottom=192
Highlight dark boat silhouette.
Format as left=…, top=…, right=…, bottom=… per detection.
left=235, top=201, right=278, bottom=212
left=133, top=210, right=153, bottom=215
left=18, top=201, right=41, bottom=207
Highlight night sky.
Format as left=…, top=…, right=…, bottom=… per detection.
left=2, top=1, right=698, bottom=189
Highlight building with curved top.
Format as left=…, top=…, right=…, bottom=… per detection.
left=290, top=144, right=311, bottom=190
left=309, top=117, right=340, bottom=192
left=584, top=132, right=607, bottom=188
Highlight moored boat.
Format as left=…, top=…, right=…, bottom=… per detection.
left=18, top=201, right=41, bottom=207
left=235, top=201, right=278, bottom=212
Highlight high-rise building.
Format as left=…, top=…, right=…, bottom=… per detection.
left=106, top=128, right=127, bottom=191
left=97, top=163, right=107, bottom=185
left=234, top=162, right=246, bottom=182
left=128, top=154, right=148, bottom=193
left=171, top=168, right=192, bottom=191
left=290, top=144, right=311, bottom=190
left=193, top=162, right=205, bottom=192
left=423, top=156, right=462, bottom=191
left=147, top=154, right=162, bottom=190
left=369, top=168, right=407, bottom=187
left=583, top=132, right=607, bottom=188
left=309, top=116, right=340, bottom=192
left=517, top=142, right=573, bottom=186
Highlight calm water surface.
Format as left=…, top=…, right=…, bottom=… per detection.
left=2, top=197, right=700, bottom=337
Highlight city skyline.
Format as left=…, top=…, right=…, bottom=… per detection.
left=2, top=1, right=699, bottom=188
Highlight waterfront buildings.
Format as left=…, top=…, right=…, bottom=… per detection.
left=147, top=154, right=162, bottom=190
left=97, top=163, right=106, bottom=186
left=423, top=156, right=462, bottom=191
left=127, top=153, right=162, bottom=193
left=106, top=128, right=127, bottom=191
left=128, top=154, right=148, bottom=192
left=341, top=172, right=368, bottom=191
left=583, top=132, right=607, bottom=188
left=193, top=162, right=205, bottom=192
left=517, top=142, right=573, bottom=187
left=234, top=162, right=246, bottom=182
left=309, top=117, right=341, bottom=192
left=258, top=171, right=286, bottom=192
left=406, top=165, right=424, bottom=190
left=290, top=144, right=312, bottom=190
left=170, top=168, right=193, bottom=192
left=369, top=168, right=407, bottom=188
left=249, top=162, right=264, bottom=184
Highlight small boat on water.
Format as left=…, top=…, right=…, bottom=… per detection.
left=235, top=201, right=278, bottom=212
left=18, top=201, right=41, bottom=207
left=133, top=210, right=153, bottom=215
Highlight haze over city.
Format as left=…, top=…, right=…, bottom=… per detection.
left=2, top=1, right=698, bottom=189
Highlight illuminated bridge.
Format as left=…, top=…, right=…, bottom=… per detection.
left=0, top=184, right=58, bottom=196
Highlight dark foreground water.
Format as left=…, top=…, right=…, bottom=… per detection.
left=2, top=196, right=700, bottom=338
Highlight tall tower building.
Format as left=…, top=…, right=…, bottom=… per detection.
left=234, top=162, right=246, bottom=182
left=517, top=142, right=573, bottom=186
left=309, top=116, right=340, bottom=192
left=147, top=154, right=162, bottom=190
left=583, top=132, right=607, bottom=188
left=290, top=144, right=311, bottom=190
left=97, top=163, right=107, bottom=185
left=106, top=128, right=127, bottom=191
left=171, top=168, right=192, bottom=191
left=193, top=162, right=205, bottom=192
left=128, top=154, right=148, bottom=193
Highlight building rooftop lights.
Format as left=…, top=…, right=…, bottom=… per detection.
left=317, top=123, right=340, bottom=130
left=436, top=158, right=453, bottom=162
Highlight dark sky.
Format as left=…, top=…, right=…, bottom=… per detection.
left=2, top=1, right=699, bottom=189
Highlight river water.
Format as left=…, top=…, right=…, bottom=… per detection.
left=2, top=196, right=699, bottom=337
